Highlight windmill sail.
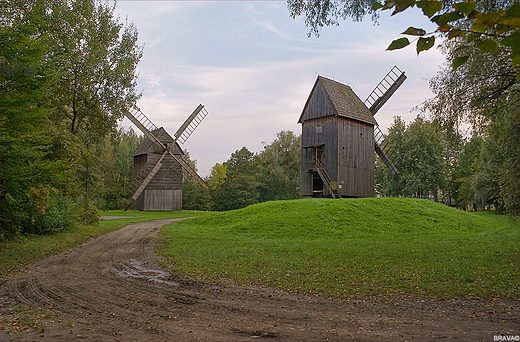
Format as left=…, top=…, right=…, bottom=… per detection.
left=364, top=66, right=407, bottom=116
left=365, top=66, right=406, bottom=175
left=174, top=104, right=208, bottom=144
left=126, top=107, right=163, bottom=147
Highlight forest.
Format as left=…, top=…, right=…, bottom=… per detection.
left=1, top=0, right=518, bottom=240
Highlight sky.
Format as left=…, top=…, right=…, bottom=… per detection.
left=114, top=1, right=447, bottom=178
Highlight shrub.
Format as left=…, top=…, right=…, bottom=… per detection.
left=31, top=196, right=77, bottom=235
left=76, top=200, right=102, bottom=225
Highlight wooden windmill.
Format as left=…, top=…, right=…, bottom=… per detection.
left=299, top=66, right=406, bottom=198
left=125, top=105, right=209, bottom=211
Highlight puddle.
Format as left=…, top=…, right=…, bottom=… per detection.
left=113, top=259, right=178, bottom=286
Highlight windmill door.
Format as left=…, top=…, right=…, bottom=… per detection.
left=312, top=145, right=324, bottom=196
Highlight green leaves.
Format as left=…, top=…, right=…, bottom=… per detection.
left=402, top=26, right=426, bottom=36
left=417, top=36, right=435, bottom=55
left=416, top=0, right=442, bottom=18
left=452, top=1, right=476, bottom=16
left=388, top=27, right=435, bottom=55
left=475, top=39, right=498, bottom=54
left=387, top=37, right=410, bottom=51
left=452, top=56, right=469, bottom=70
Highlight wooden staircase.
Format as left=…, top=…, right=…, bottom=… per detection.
left=316, top=160, right=341, bottom=199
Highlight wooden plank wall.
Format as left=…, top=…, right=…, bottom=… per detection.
left=300, top=82, right=336, bottom=122
left=147, top=154, right=182, bottom=190
left=300, top=116, right=338, bottom=197
left=131, top=152, right=183, bottom=210
left=143, top=189, right=182, bottom=211
left=337, top=118, right=374, bottom=197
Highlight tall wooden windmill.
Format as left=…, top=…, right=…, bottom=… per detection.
left=299, top=66, right=406, bottom=198
left=125, top=105, right=209, bottom=211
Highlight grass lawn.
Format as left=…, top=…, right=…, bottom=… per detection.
left=1, top=209, right=208, bottom=277
left=157, top=198, right=519, bottom=300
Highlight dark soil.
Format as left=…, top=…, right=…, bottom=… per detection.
left=1, top=219, right=518, bottom=341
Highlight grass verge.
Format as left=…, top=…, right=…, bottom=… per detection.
left=1, top=210, right=208, bottom=276
left=157, top=198, right=519, bottom=300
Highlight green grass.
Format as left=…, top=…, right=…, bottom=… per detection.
left=1, top=210, right=208, bottom=276
left=157, top=198, right=519, bottom=300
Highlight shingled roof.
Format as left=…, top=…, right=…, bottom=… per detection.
left=132, top=127, right=184, bottom=157
left=298, top=76, right=377, bottom=126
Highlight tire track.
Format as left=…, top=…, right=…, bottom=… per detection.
left=2, top=218, right=518, bottom=341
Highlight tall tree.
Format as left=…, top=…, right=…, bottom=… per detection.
left=47, top=1, right=142, bottom=137
left=216, top=147, right=260, bottom=211
left=376, top=116, right=445, bottom=200
left=257, top=131, right=301, bottom=202
left=1, top=0, right=143, bottom=238
left=182, top=151, right=211, bottom=211
left=424, top=39, right=519, bottom=212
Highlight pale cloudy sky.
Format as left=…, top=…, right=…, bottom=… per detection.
left=114, top=1, right=446, bottom=177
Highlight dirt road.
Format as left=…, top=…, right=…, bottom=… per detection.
left=1, top=219, right=518, bottom=341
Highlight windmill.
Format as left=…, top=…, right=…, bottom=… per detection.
left=299, top=66, right=406, bottom=198
left=125, top=105, right=209, bottom=210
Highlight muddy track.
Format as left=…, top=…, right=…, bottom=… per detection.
left=1, top=219, right=518, bottom=341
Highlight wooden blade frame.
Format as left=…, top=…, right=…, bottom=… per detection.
left=365, top=66, right=406, bottom=175
left=375, top=142, right=399, bottom=176
left=365, top=66, right=407, bottom=116
left=174, top=104, right=208, bottom=144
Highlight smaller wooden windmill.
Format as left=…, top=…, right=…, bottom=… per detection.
left=299, top=66, right=406, bottom=198
left=125, top=105, right=209, bottom=211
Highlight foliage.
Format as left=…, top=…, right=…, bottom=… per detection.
left=287, top=0, right=520, bottom=71
left=183, top=131, right=301, bottom=211
left=46, top=1, right=143, bottom=136
left=76, top=200, right=102, bottom=226
left=217, top=147, right=260, bottom=211
left=257, top=131, right=301, bottom=202
left=376, top=116, right=445, bottom=200
left=423, top=38, right=519, bottom=212
left=182, top=151, right=211, bottom=211
left=1, top=1, right=142, bottom=239
left=158, top=198, right=519, bottom=299
left=287, top=0, right=380, bottom=37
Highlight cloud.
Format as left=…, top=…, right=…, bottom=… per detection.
left=145, top=73, right=161, bottom=87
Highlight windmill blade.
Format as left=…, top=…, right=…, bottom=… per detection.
left=364, top=66, right=407, bottom=116
left=375, top=142, right=399, bottom=176
left=174, top=104, right=208, bottom=144
left=125, top=107, right=165, bottom=150
left=166, top=149, right=210, bottom=190
left=373, top=125, right=399, bottom=175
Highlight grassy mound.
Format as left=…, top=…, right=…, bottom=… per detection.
left=158, top=198, right=519, bottom=299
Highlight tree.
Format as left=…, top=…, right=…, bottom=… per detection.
left=182, top=151, right=211, bottom=211
left=219, top=147, right=260, bottom=211
left=423, top=38, right=519, bottom=212
left=287, top=0, right=520, bottom=71
left=1, top=0, right=142, bottom=238
left=257, top=131, right=301, bottom=202
left=451, top=136, right=483, bottom=209
left=46, top=1, right=143, bottom=137
left=206, top=163, right=228, bottom=211
left=376, top=116, right=445, bottom=200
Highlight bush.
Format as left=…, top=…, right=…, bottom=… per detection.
left=32, top=196, right=77, bottom=235
left=76, top=200, right=102, bottom=225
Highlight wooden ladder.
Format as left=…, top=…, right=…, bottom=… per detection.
left=316, top=160, right=341, bottom=199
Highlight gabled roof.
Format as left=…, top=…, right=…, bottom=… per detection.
left=298, top=76, right=377, bottom=126
left=132, top=127, right=184, bottom=157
